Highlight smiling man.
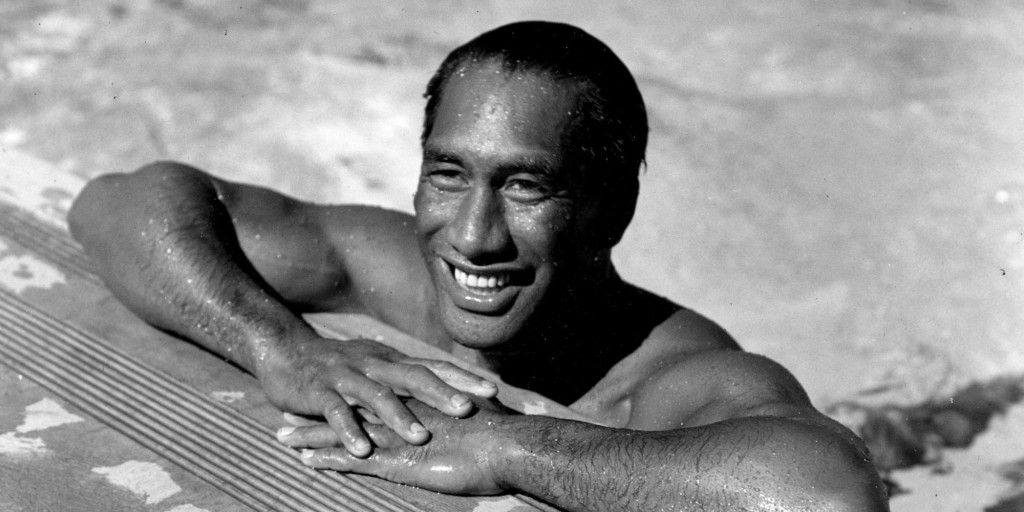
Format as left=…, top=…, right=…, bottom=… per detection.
left=69, top=21, right=887, bottom=512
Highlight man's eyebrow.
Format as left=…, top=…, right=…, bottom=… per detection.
left=422, top=147, right=462, bottom=164
left=496, top=158, right=557, bottom=177
left=422, top=147, right=557, bottom=176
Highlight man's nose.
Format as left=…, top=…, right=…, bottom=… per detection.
left=447, top=187, right=513, bottom=262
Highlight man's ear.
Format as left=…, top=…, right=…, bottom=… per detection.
left=593, top=175, right=638, bottom=249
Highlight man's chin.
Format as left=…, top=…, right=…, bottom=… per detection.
left=440, top=307, right=523, bottom=349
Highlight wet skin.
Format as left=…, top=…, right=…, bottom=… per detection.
left=411, top=63, right=685, bottom=404
left=69, top=63, right=889, bottom=511
left=415, top=63, right=606, bottom=352
left=279, top=65, right=886, bottom=507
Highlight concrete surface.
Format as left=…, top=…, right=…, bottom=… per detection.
left=2, top=1, right=1023, bottom=510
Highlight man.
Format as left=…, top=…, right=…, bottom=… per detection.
left=69, top=21, right=887, bottom=512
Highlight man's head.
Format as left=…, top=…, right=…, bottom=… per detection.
left=422, top=21, right=648, bottom=212
left=413, top=22, right=648, bottom=349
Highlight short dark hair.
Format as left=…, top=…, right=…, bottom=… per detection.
left=422, top=21, right=648, bottom=192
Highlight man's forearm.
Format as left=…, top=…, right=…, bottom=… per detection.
left=493, top=415, right=888, bottom=512
left=69, top=162, right=315, bottom=374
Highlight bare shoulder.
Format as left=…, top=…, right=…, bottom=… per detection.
left=206, top=174, right=423, bottom=311
left=627, top=340, right=867, bottom=456
left=623, top=309, right=836, bottom=432
left=628, top=347, right=807, bottom=425
left=646, top=307, right=741, bottom=354
left=309, top=204, right=437, bottom=328
left=572, top=302, right=739, bottom=425
left=111, top=161, right=431, bottom=318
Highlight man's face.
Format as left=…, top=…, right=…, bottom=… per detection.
left=414, top=62, right=598, bottom=349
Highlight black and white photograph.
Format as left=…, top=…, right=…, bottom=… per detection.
left=0, top=2, right=1021, bottom=511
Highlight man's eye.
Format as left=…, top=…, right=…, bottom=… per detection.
left=426, top=170, right=466, bottom=191
left=503, top=179, right=548, bottom=201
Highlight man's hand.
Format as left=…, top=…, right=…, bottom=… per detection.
left=258, top=335, right=497, bottom=457
left=277, top=399, right=510, bottom=495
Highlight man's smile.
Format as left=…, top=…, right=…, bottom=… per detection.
left=439, top=258, right=532, bottom=315
left=412, top=61, right=585, bottom=346
left=452, top=266, right=510, bottom=292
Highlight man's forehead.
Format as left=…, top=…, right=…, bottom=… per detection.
left=427, top=63, right=577, bottom=153
left=442, top=62, right=578, bottom=117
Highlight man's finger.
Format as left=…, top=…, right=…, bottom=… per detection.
left=277, top=423, right=339, bottom=448
left=319, top=395, right=371, bottom=458
left=281, top=412, right=324, bottom=427
left=300, top=447, right=375, bottom=474
left=300, top=446, right=408, bottom=484
left=345, top=379, right=429, bottom=445
left=404, top=358, right=498, bottom=398
left=362, top=422, right=405, bottom=449
left=278, top=420, right=404, bottom=450
left=384, top=362, right=476, bottom=417
left=354, top=406, right=384, bottom=424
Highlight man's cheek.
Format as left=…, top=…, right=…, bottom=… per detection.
left=416, top=194, right=454, bottom=235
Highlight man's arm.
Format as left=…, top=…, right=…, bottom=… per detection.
left=493, top=351, right=887, bottom=511
left=69, top=161, right=496, bottom=455
left=282, top=351, right=888, bottom=511
left=493, top=411, right=884, bottom=511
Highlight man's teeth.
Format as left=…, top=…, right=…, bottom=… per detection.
left=453, top=267, right=510, bottom=289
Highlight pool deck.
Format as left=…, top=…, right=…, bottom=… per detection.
left=0, top=168, right=564, bottom=512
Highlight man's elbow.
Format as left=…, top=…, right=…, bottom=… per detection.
left=811, top=434, right=890, bottom=512
left=69, top=171, right=129, bottom=243
left=745, top=418, right=889, bottom=511
left=68, top=161, right=194, bottom=242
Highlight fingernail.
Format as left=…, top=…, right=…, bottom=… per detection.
left=300, top=449, right=314, bottom=460
left=353, top=439, right=370, bottom=454
left=276, top=427, right=295, bottom=440
left=450, top=394, right=470, bottom=408
left=409, top=422, right=427, bottom=436
left=481, top=381, right=497, bottom=389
